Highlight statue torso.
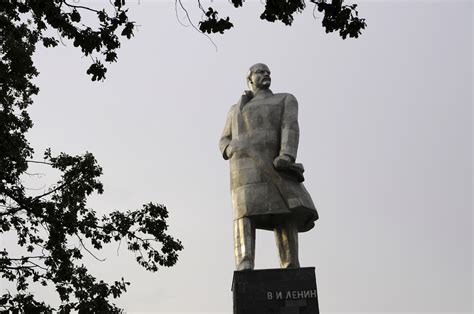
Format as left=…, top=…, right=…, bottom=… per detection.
left=232, top=93, right=287, bottom=161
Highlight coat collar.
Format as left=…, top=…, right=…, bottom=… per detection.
left=238, top=89, right=274, bottom=112
left=251, top=89, right=273, bottom=102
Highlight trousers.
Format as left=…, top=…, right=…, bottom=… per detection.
left=233, top=216, right=300, bottom=270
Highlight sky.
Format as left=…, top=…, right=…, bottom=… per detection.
left=1, top=0, right=472, bottom=313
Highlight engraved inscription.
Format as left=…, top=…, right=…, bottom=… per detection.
left=266, top=289, right=317, bottom=300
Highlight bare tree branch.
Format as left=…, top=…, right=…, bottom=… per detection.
left=75, top=233, right=106, bottom=262
left=62, top=0, right=100, bottom=13
left=32, top=183, right=67, bottom=202
left=175, top=0, right=217, bottom=51
left=5, top=256, right=47, bottom=261
left=26, top=160, right=53, bottom=166
left=0, top=206, right=24, bottom=217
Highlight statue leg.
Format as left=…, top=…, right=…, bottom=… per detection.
left=233, top=217, right=255, bottom=270
left=274, top=219, right=300, bottom=268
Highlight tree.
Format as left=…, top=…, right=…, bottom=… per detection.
left=1, top=0, right=364, bottom=311
left=1, top=1, right=182, bottom=312
left=197, top=0, right=366, bottom=39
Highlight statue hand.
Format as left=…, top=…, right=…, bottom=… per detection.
left=273, top=155, right=293, bottom=170
left=226, top=139, right=242, bottom=158
left=225, top=145, right=233, bottom=159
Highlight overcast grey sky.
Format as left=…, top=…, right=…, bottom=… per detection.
left=1, top=0, right=472, bottom=313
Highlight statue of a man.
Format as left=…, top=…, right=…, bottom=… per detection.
left=219, top=63, right=318, bottom=271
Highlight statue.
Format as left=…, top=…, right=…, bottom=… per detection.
left=219, top=63, right=318, bottom=271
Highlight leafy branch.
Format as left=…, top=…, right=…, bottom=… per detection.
left=1, top=150, right=183, bottom=312
left=1, top=2, right=182, bottom=311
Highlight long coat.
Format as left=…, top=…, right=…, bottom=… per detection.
left=219, top=90, right=318, bottom=232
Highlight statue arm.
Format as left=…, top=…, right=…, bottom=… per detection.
left=279, top=94, right=300, bottom=161
left=219, top=106, right=234, bottom=160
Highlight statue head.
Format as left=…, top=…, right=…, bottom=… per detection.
left=247, top=63, right=271, bottom=92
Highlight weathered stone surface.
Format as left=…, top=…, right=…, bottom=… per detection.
left=220, top=63, right=319, bottom=271
left=232, top=267, right=319, bottom=314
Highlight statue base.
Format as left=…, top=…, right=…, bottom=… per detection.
left=232, top=267, right=319, bottom=314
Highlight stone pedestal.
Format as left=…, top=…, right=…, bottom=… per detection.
left=232, top=267, right=319, bottom=314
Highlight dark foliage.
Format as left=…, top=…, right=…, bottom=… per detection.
left=1, top=0, right=364, bottom=311
left=1, top=1, right=182, bottom=312
left=198, top=0, right=366, bottom=38
left=199, top=7, right=233, bottom=34
left=312, top=0, right=366, bottom=38
left=260, top=0, right=306, bottom=26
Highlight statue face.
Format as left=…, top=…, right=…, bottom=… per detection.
left=249, top=64, right=271, bottom=90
